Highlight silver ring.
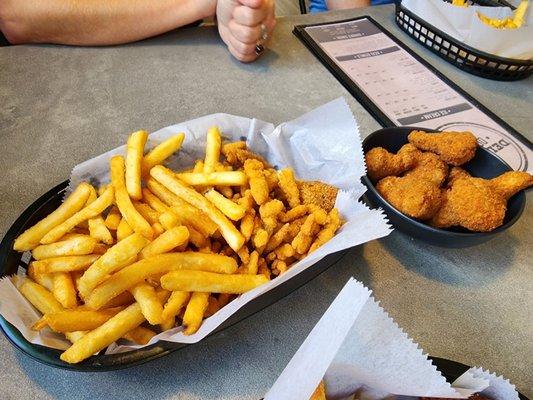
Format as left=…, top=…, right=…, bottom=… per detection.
left=260, top=23, right=269, bottom=42
left=255, top=44, right=265, bottom=55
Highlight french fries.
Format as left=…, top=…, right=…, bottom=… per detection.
left=161, top=270, right=269, bottom=293
left=40, top=186, right=115, bottom=244
left=150, top=165, right=245, bottom=252
left=31, top=254, right=100, bottom=274
left=125, top=130, right=148, bottom=200
left=142, top=133, right=185, bottom=176
left=85, top=252, right=237, bottom=310
left=111, top=156, right=154, bottom=239
left=14, top=183, right=92, bottom=251
left=13, top=127, right=343, bottom=363
left=140, top=226, right=189, bottom=259
left=32, top=235, right=97, bottom=260
left=60, top=302, right=146, bottom=364
left=204, top=127, right=222, bottom=174
left=176, top=171, right=247, bottom=187
left=77, top=233, right=147, bottom=299
left=204, top=189, right=246, bottom=221
left=36, top=307, right=124, bottom=332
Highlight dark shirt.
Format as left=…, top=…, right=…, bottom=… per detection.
left=0, top=31, right=10, bottom=46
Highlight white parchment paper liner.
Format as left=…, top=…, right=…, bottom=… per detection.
left=265, top=278, right=521, bottom=400
left=402, top=0, right=533, bottom=60
left=0, top=98, right=392, bottom=352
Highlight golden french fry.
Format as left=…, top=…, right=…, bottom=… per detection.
left=86, top=252, right=237, bottom=310
left=140, top=226, right=189, bottom=259
left=60, top=302, right=146, bottom=364
left=38, top=307, right=124, bottom=332
left=19, top=279, right=63, bottom=314
left=133, top=202, right=161, bottom=225
left=182, top=292, right=209, bottom=335
left=141, top=133, right=185, bottom=176
left=204, top=127, right=222, bottom=174
left=88, top=216, right=114, bottom=245
left=111, top=156, right=154, bottom=239
left=101, top=291, right=135, bottom=309
left=104, top=206, right=121, bottom=230
left=152, top=222, right=165, bottom=237
left=187, top=226, right=208, bottom=248
left=78, top=185, right=97, bottom=229
left=204, top=189, right=246, bottom=221
left=142, top=188, right=170, bottom=213
left=93, top=243, right=110, bottom=255
left=31, top=254, right=100, bottom=274
left=126, top=130, right=148, bottom=200
left=98, top=184, right=109, bottom=197
left=161, top=291, right=190, bottom=321
left=151, top=166, right=244, bottom=251
left=14, top=183, right=92, bottom=251
left=27, top=264, right=54, bottom=290
left=40, top=186, right=115, bottom=244
left=159, top=317, right=176, bottom=331
left=161, top=270, right=268, bottom=294
left=32, top=235, right=97, bottom=260
left=175, top=171, right=247, bottom=187
left=123, top=326, right=156, bottom=345
left=169, top=206, right=218, bottom=237
left=116, top=217, right=134, bottom=241
left=129, top=283, right=165, bottom=325
left=52, top=272, right=77, bottom=309
left=78, top=233, right=148, bottom=299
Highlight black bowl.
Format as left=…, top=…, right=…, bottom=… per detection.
left=0, top=181, right=347, bottom=371
left=361, top=127, right=527, bottom=248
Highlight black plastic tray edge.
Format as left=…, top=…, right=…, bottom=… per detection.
left=292, top=15, right=533, bottom=161
left=0, top=180, right=348, bottom=371
left=395, top=3, right=533, bottom=66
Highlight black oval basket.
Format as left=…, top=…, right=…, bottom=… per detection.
left=395, top=1, right=533, bottom=81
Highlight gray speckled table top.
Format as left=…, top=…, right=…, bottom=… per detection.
left=0, top=5, right=532, bottom=400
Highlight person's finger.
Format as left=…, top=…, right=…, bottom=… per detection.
left=227, top=41, right=258, bottom=63
left=226, top=30, right=257, bottom=56
left=238, top=0, right=264, bottom=9
left=233, top=5, right=267, bottom=26
left=228, top=20, right=261, bottom=44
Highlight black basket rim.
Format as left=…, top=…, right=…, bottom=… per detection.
left=396, top=2, right=533, bottom=66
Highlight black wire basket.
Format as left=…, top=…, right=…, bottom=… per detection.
left=395, top=1, right=533, bottom=81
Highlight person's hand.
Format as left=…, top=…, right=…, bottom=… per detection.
left=216, top=0, right=276, bottom=62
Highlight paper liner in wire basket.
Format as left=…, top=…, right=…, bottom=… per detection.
left=265, top=278, right=521, bottom=400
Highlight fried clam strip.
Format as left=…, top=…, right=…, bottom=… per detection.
left=14, top=183, right=92, bottom=251
left=85, top=253, right=237, bottom=310
left=150, top=166, right=245, bottom=252
left=77, top=233, right=148, bottom=299
left=141, top=133, right=185, bottom=177
left=161, top=270, right=268, bottom=294
left=40, top=186, right=115, bottom=244
left=111, top=156, right=154, bottom=239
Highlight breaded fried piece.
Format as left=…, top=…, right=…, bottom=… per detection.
left=298, top=181, right=338, bottom=212
left=222, top=141, right=269, bottom=168
left=408, top=130, right=477, bottom=166
left=244, top=159, right=269, bottom=205
left=309, top=381, right=327, bottom=400
left=405, top=151, right=449, bottom=186
left=489, top=171, right=533, bottom=200
left=377, top=175, right=442, bottom=220
left=365, top=144, right=419, bottom=181
left=430, top=174, right=506, bottom=232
